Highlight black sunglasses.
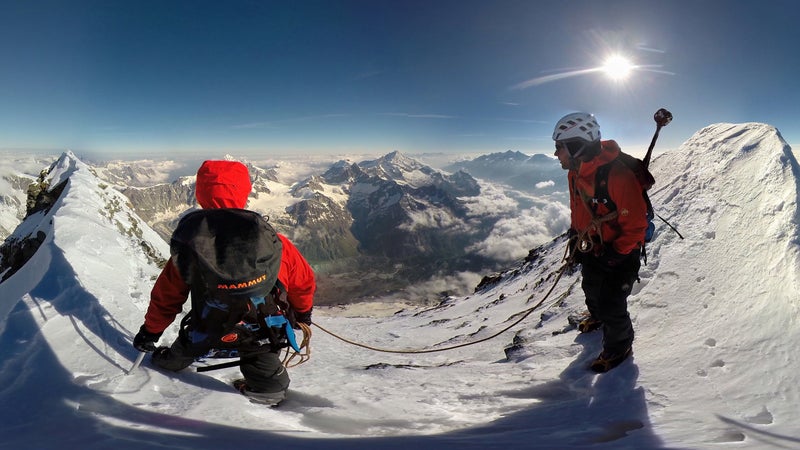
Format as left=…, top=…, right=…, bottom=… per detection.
left=555, top=140, right=587, bottom=157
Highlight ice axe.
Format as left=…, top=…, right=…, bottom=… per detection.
left=641, top=108, right=683, bottom=240
left=126, top=351, right=147, bottom=375
left=642, top=108, right=673, bottom=169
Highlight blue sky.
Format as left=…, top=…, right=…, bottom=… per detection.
left=1, top=0, right=798, bottom=159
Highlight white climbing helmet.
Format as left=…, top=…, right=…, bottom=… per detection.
left=552, top=112, right=601, bottom=143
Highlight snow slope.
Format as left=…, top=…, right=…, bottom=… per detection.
left=0, top=154, right=54, bottom=240
left=0, top=123, right=797, bottom=449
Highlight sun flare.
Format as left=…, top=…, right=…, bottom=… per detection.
left=602, top=55, right=634, bottom=81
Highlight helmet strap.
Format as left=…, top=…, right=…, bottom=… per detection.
left=575, top=140, right=601, bottom=161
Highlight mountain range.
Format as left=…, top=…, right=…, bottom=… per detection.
left=444, top=150, right=567, bottom=196
left=0, top=150, right=566, bottom=304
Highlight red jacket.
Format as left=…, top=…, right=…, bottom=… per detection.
left=144, top=233, right=315, bottom=334
left=569, top=140, right=648, bottom=255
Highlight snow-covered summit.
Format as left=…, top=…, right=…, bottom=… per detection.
left=0, top=123, right=798, bottom=449
left=650, top=122, right=798, bottom=268
left=358, top=150, right=443, bottom=188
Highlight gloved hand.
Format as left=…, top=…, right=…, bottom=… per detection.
left=293, top=308, right=313, bottom=328
left=601, top=247, right=628, bottom=267
left=133, top=325, right=162, bottom=352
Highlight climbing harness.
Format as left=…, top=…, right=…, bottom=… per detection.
left=572, top=207, right=619, bottom=257
left=196, top=322, right=312, bottom=373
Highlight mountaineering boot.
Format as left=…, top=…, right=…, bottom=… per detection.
left=568, top=312, right=603, bottom=333
left=233, top=379, right=286, bottom=406
left=151, top=345, right=195, bottom=372
left=589, top=347, right=633, bottom=373
left=578, top=316, right=603, bottom=333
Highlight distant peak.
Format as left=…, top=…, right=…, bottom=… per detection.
left=473, top=150, right=530, bottom=163
left=362, top=151, right=423, bottom=170
left=330, top=159, right=353, bottom=168
left=382, top=150, right=404, bottom=161
left=59, top=150, right=79, bottom=162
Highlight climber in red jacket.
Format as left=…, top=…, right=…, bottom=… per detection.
left=134, top=160, right=315, bottom=405
left=554, top=112, right=647, bottom=373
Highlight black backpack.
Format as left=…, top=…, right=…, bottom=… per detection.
left=591, top=152, right=657, bottom=242
left=170, top=208, right=298, bottom=354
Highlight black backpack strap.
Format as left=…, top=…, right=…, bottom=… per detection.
left=593, top=157, right=655, bottom=220
left=591, top=161, right=617, bottom=214
left=595, top=156, right=656, bottom=259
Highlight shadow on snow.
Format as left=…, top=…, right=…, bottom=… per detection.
left=1, top=244, right=670, bottom=449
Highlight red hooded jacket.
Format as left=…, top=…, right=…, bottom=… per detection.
left=143, top=160, right=315, bottom=334
left=569, top=140, right=648, bottom=255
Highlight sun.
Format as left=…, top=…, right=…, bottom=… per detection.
left=601, top=55, right=635, bottom=81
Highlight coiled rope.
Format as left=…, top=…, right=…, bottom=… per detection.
left=281, top=322, right=312, bottom=368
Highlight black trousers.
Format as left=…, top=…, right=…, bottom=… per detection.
left=580, top=249, right=640, bottom=354
left=152, top=333, right=290, bottom=394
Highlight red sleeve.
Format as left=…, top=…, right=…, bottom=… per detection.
left=143, top=257, right=190, bottom=334
left=276, top=234, right=316, bottom=313
left=608, top=165, right=649, bottom=255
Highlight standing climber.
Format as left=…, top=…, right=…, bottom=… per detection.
left=554, top=112, right=648, bottom=372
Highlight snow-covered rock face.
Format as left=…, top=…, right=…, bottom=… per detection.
left=0, top=151, right=169, bottom=334
left=0, top=173, right=35, bottom=240
left=0, top=124, right=798, bottom=448
left=645, top=122, right=799, bottom=309
left=0, top=155, right=56, bottom=241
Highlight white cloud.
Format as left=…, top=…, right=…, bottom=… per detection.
left=469, top=202, right=570, bottom=262
left=399, top=206, right=468, bottom=232
left=462, top=182, right=519, bottom=217
left=405, top=271, right=484, bottom=300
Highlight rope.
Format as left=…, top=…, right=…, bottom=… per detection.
left=200, top=243, right=579, bottom=369
left=281, top=323, right=312, bottom=368
left=574, top=184, right=620, bottom=255
left=573, top=211, right=618, bottom=255
left=311, top=263, right=569, bottom=354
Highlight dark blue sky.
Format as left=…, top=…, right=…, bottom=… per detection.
left=2, top=0, right=798, bottom=158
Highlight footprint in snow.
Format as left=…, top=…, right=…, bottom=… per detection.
left=744, top=406, right=774, bottom=425
left=590, top=420, right=645, bottom=444
left=710, top=430, right=746, bottom=443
